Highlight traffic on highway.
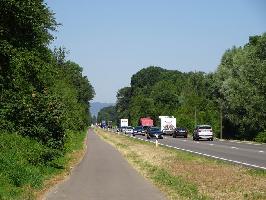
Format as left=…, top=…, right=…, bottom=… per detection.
left=99, top=116, right=266, bottom=171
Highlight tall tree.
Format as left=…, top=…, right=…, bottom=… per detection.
left=97, top=106, right=118, bottom=125
left=0, top=0, right=95, bottom=148
left=215, top=34, right=266, bottom=139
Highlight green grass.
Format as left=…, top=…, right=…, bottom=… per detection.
left=247, top=168, right=266, bottom=177
left=97, top=129, right=266, bottom=200
left=0, top=130, right=87, bottom=200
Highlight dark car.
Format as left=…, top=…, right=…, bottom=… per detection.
left=133, top=126, right=145, bottom=136
left=173, top=128, right=188, bottom=138
left=146, top=127, right=163, bottom=139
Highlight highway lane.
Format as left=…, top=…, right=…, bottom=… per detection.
left=113, top=131, right=266, bottom=170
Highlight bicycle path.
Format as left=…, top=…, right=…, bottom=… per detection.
left=45, top=129, right=165, bottom=200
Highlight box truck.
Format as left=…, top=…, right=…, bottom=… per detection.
left=101, top=120, right=106, bottom=128
left=139, top=117, right=154, bottom=127
left=119, top=119, right=129, bottom=132
left=120, top=119, right=128, bottom=127
left=159, top=116, right=176, bottom=135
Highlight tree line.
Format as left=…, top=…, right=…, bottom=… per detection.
left=99, top=34, right=266, bottom=142
left=0, top=0, right=95, bottom=149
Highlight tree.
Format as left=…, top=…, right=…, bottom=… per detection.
left=215, top=34, right=266, bottom=139
left=116, top=87, right=132, bottom=120
left=0, top=0, right=95, bottom=148
left=97, top=106, right=118, bottom=126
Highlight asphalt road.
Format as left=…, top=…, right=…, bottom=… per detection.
left=115, top=131, right=266, bottom=170
left=45, top=129, right=165, bottom=200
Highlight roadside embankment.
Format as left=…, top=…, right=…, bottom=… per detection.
left=96, top=129, right=266, bottom=200
left=0, top=130, right=88, bottom=200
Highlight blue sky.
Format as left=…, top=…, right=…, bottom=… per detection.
left=45, top=0, right=266, bottom=103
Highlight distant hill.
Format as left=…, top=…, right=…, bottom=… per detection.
left=90, top=102, right=115, bottom=117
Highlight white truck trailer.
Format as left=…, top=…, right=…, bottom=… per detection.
left=120, top=119, right=128, bottom=127
left=159, top=116, right=176, bottom=135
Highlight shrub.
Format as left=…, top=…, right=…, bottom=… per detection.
left=255, top=130, right=266, bottom=143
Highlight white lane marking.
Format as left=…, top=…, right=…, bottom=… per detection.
left=182, top=140, right=187, bottom=142
left=259, top=151, right=264, bottom=153
left=231, top=146, right=239, bottom=149
left=220, top=139, right=262, bottom=146
left=118, top=132, right=266, bottom=170
left=196, top=142, right=200, bottom=144
left=209, top=144, right=214, bottom=146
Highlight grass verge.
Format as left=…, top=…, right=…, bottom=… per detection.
left=96, top=129, right=266, bottom=200
left=0, top=129, right=87, bottom=200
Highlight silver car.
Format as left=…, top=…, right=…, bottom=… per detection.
left=193, top=125, right=213, bottom=141
left=124, top=126, right=134, bottom=134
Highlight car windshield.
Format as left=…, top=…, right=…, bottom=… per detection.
left=198, top=126, right=211, bottom=129
left=134, top=126, right=142, bottom=130
left=150, top=127, right=160, bottom=131
left=177, top=128, right=186, bottom=131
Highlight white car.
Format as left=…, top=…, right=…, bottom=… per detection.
left=124, top=126, right=134, bottom=134
left=193, top=125, right=213, bottom=141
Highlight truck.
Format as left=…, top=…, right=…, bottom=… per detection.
left=101, top=120, right=106, bottom=128
left=140, top=117, right=154, bottom=127
left=159, top=116, right=176, bottom=135
left=107, top=121, right=112, bottom=128
left=120, top=119, right=128, bottom=127
left=119, top=119, right=129, bottom=132
left=139, top=117, right=154, bottom=132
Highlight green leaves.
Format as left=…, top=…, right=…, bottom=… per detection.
left=97, top=106, right=118, bottom=125
left=0, top=0, right=95, bottom=149
left=0, top=0, right=57, bottom=48
left=116, top=33, right=266, bottom=140
left=116, top=66, right=220, bottom=132
left=215, top=33, right=266, bottom=138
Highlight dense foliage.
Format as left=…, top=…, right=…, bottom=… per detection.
left=116, top=34, right=266, bottom=141
left=0, top=130, right=87, bottom=199
left=97, top=106, right=118, bottom=126
left=116, top=67, right=219, bottom=135
left=214, top=35, right=266, bottom=140
left=0, top=0, right=95, bottom=149
left=0, top=0, right=94, bottom=198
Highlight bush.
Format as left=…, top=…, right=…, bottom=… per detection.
left=255, top=130, right=266, bottom=143
left=0, top=130, right=87, bottom=199
left=0, top=132, right=61, bottom=199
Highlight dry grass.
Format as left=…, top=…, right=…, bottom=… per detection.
left=97, top=129, right=266, bottom=200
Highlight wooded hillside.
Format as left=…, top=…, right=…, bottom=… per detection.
left=115, top=34, right=266, bottom=141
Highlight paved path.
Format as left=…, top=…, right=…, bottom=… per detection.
left=45, top=129, right=165, bottom=200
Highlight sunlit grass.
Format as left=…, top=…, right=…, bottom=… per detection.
left=0, top=130, right=87, bottom=200
left=96, top=129, right=266, bottom=200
